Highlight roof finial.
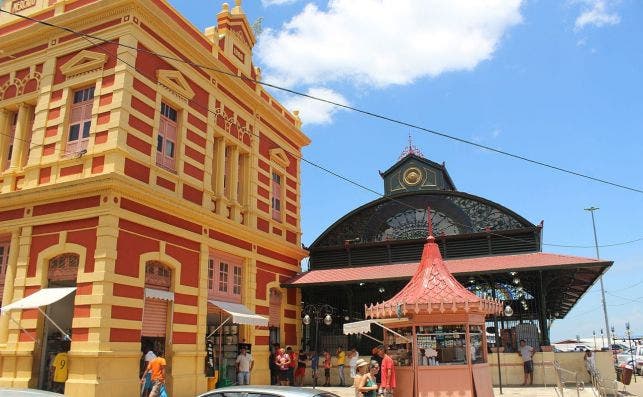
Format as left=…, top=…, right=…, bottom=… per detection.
left=399, top=132, right=424, bottom=159
left=427, top=206, right=435, bottom=241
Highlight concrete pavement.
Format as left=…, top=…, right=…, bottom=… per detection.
left=305, top=384, right=643, bottom=396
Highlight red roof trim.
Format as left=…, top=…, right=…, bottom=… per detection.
left=284, top=252, right=611, bottom=286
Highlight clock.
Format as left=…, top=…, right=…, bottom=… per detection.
left=403, top=167, right=423, bottom=186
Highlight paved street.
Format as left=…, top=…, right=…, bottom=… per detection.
left=306, top=384, right=643, bottom=396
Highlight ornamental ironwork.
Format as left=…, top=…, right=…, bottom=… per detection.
left=145, top=261, right=171, bottom=290
left=313, top=192, right=531, bottom=247
left=48, top=253, right=79, bottom=281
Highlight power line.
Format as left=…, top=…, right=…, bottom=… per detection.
left=2, top=8, right=643, bottom=196
left=2, top=8, right=643, bottom=252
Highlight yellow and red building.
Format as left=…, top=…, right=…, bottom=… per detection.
left=0, top=0, right=309, bottom=396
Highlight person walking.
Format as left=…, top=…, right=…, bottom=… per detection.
left=275, top=347, right=291, bottom=386
left=323, top=349, right=332, bottom=387
left=269, top=344, right=279, bottom=385
left=295, top=349, right=307, bottom=386
left=518, top=339, right=535, bottom=386
left=141, top=352, right=167, bottom=397
left=378, top=345, right=396, bottom=397
left=286, top=347, right=297, bottom=386
left=310, top=351, right=320, bottom=387
left=336, top=345, right=346, bottom=386
left=370, top=346, right=383, bottom=387
left=141, top=346, right=157, bottom=397
left=349, top=347, right=359, bottom=379
left=356, top=360, right=379, bottom=397
left=235, top=346, right=254, bottom=385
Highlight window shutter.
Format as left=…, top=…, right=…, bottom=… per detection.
left=156, top=118, right=167, bottom=167
left=272, top=174, right=282, bottom=221
left=141, top=298, right=168, bottom=337
left=5, top=117, right=16, bottom=169
left=268, top=289, right=282, bottom=328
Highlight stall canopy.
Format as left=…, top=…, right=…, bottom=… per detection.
left=1, top=287, right=76, bottom=312
left=0, top=287, right=77, bottom=342
left=207, top=300, right=268, bottom=326
left=343, top=318, right=411, bottom=344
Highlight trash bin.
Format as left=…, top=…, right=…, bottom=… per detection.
left=617, top=363, right=633, bottom=385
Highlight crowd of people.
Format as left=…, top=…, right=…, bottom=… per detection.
left=267, top=344, right=396, bottom=396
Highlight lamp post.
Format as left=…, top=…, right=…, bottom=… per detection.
left=601, top=329, right=605, bottom=349
left=593, top=330, right=597, bottom=351
left=494, top=304, right=514, bottom=394
left=585, top=206, right=612, bottom=349
left=626, top=322, right=637, bottom=383
left=302, top=303, right=335, bottom=388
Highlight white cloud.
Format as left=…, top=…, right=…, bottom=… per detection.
left=282, top=87, right=349, bottom=125
left=574, top=0, right=620, bottom=30
left=256, top=0, right=523, bottom=88
left=261, top=0, right=298, bottom=6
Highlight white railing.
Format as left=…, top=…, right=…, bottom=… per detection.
left=553, top=361, right=584, bottom=397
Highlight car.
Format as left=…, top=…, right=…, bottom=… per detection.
left=616, top=345, right=643, bottom=375
left=197, top=385, right=342, bottom=397
left=0, top=389, right=64, bottom=397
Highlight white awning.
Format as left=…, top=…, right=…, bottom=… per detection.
left=145, top=288, right=174, bottom=301
left=343, top=318, right=411, bottom=343
left=208, top=300, right=268, bottom=326
left=1, top=287, right=76, bottom=313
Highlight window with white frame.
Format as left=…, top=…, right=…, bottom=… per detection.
left=207, top=255, right=242, bottom=302
left=271, top=171, right=282, bottom=221
left=156, top=102, right=178, bottom=172
left=66, top=86, right=95, bottom=154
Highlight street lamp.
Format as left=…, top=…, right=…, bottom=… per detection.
left=593, top=330, right=597, bottom=351
left=600, top=329, right=605, bottom=349
left=626, top=322, right=637, bottom=383
left=494, top=303, right=514, bottom=394
left=302, top=303, right=336, bottom=388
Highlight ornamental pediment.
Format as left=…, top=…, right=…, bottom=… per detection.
left=60, top=50, right=107, bottom=77
left=156, top=70, right=195, bottom=100
left=269, top=148, right=290, bottom=168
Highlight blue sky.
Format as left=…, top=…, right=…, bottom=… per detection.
left=167, top=0, right=643, bottom=342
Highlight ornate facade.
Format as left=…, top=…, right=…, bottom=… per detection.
left=0, top=1, right=309, bottom=396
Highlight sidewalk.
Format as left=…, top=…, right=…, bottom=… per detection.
left=308, top=384, right=642, bottom=396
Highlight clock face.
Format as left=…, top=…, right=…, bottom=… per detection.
left=377, top=208, right=460, bottom=241
left=403, top=167, right=423, bottom=186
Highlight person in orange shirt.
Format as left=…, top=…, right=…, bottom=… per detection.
left=141, top=352, right=167, bottom=397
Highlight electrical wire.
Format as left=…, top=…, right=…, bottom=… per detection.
left=1, top=8, right=643, bottom=251
left=2, top=8, right=643, bottom=196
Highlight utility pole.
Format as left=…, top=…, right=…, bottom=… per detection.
left=585, top=207, right=612, bottom=349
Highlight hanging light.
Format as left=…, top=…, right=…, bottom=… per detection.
left=303, top=314, right=311, bottom=325
left=344, top=315, right=350, bottom=321
left=468, top=277, right=476, bottom=284
left=323, top=314, right=333, bottom=326
left=378, top=287, right=386, bottom=293
left=512, top=277, right=520, bottom=285
left=509, top=271, right=517, bottom=276
left=504, top=305, right=514, bottom=317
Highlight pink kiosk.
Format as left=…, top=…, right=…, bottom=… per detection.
left=362, top=213, right=502, bottom=397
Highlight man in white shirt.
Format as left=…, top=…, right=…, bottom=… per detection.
left=236, top=347, right=254, bottom=385
left=518, top=340, right=535, bottom=386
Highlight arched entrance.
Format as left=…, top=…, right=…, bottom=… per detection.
left=140, top=261, right=172, bottom=377
left=38, top=253, right=78, bottom=392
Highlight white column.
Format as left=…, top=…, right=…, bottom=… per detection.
left=214, top=138, right=227, bottom=216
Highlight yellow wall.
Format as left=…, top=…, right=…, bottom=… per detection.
left=0, top=1, right=309, bottom=396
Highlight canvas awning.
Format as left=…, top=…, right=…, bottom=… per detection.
left=343, top=318, right=411, bottom=344
left=0, top=287, right=77, bottom=342
left=145, top=288, right=174, bottom=301
left=1, top=287, right=76, bottom=312
left=208, top=300, right=268, bottom=326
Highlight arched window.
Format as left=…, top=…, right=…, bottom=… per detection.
left=145, top=261, right=171, bottom=290
left=48, top=253, right=79, bottom=282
